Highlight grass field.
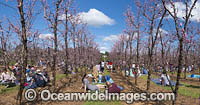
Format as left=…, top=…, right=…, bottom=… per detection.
left=140, top=75, right=200, bottom=98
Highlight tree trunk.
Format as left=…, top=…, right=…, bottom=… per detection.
left=64, top=9, right=69, bottom=75
left=16, top=0, right=28, bottom=104
left=147, top=54, right=152, bottom=90
left=135, top=29, right=140, bottom=85
left=52, top=0, right=60, bottom=89
left=173, top=38, right=183, bottom=105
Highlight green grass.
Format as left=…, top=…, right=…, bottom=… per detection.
left=0, top=85, right=19, bottom=94
left=157, top=83, right=200, bottom=98
left=56, top=73, right=67, bottom=80
left=103, top=69, right=110, bottom=76
left=176, top=83, right=200, bottom=98
left=168, top=72, right=193, bottom=78
left=141, top=74, right=200, bottom=98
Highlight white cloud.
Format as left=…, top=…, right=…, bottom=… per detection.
left=100, top=46, right=110, bottom=53
left=166, top=0, right=200, bottom=22
left=103, top=33, right=139, bottom=42
left=58, top=9, right=115, bottom=27
left=79, top=9, right=115, bottom=27
left=39, top=34, right=54, bottom=40
left=103, top=34, right=119, bottom=41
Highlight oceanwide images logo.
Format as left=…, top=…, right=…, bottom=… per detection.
left=24, top=89, right=175, bottom=103
left=24, top=89, right=37, bottom=101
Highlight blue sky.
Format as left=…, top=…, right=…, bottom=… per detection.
left=76, top=0, right=135, bottom=53
left=0, top=0, right=135, bottom=53
left=0, top=0, right=200, bottom=53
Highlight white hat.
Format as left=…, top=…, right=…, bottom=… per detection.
left=36, top=69, right=41, bottom=73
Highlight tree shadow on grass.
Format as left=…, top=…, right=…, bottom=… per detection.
left=184, top=84, right=200, bottom=89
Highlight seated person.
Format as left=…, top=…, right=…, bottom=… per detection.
left=42, top=67, right=49, bottom=83
left=160, top=71, right=171, bottom=86
left=137, top=69, right=141, bottom=76
left=6, top=72, right=16, bottom=88
left=81, top=74, right=105, bottom=92
left=25, top=74, right=37, bottom=89
left=0, top=69, right=11, bottom=85
left=26, top=65, right=32, bottom=73
left=0, top=69, right=16, bottom=87
left=10, top=72, right=16, bottom=83
left=33, top=70, right=47, bottom=87
left=31, top=67, right=36, bottom=74
left=106, top=81, right=122, bottom=93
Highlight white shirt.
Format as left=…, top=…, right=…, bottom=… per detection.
left=101, top=62, right=104, bottom=67
left=132, top=64, right=136, bottom=68
left=2, top=72, right=11, bottom=81
left=161, top=74, right=170, bottom=85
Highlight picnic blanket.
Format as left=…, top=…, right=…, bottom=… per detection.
left=151, top=78, right=176, bottom=86
left=187, top=74, right=200, bottom=79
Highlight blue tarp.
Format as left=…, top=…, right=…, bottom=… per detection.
left=143, top=69, right=148, bottom=74
left=188, top=74, right=200, bottom=79
left=151, top=78, right=176, bottom=86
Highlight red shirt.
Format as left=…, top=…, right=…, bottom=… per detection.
left=108, top=62, right=113, bottom=65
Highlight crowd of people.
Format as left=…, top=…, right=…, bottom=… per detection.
left=81, top=73, right=123, bottom=93
left=0, top=63, right=49, bottom=89
left=81, top=63, right=123, bottom=93
left=153, top=63, right=197, bottom=73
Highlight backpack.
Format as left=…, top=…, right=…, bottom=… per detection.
left=34, top=74, right=46, bottom=87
